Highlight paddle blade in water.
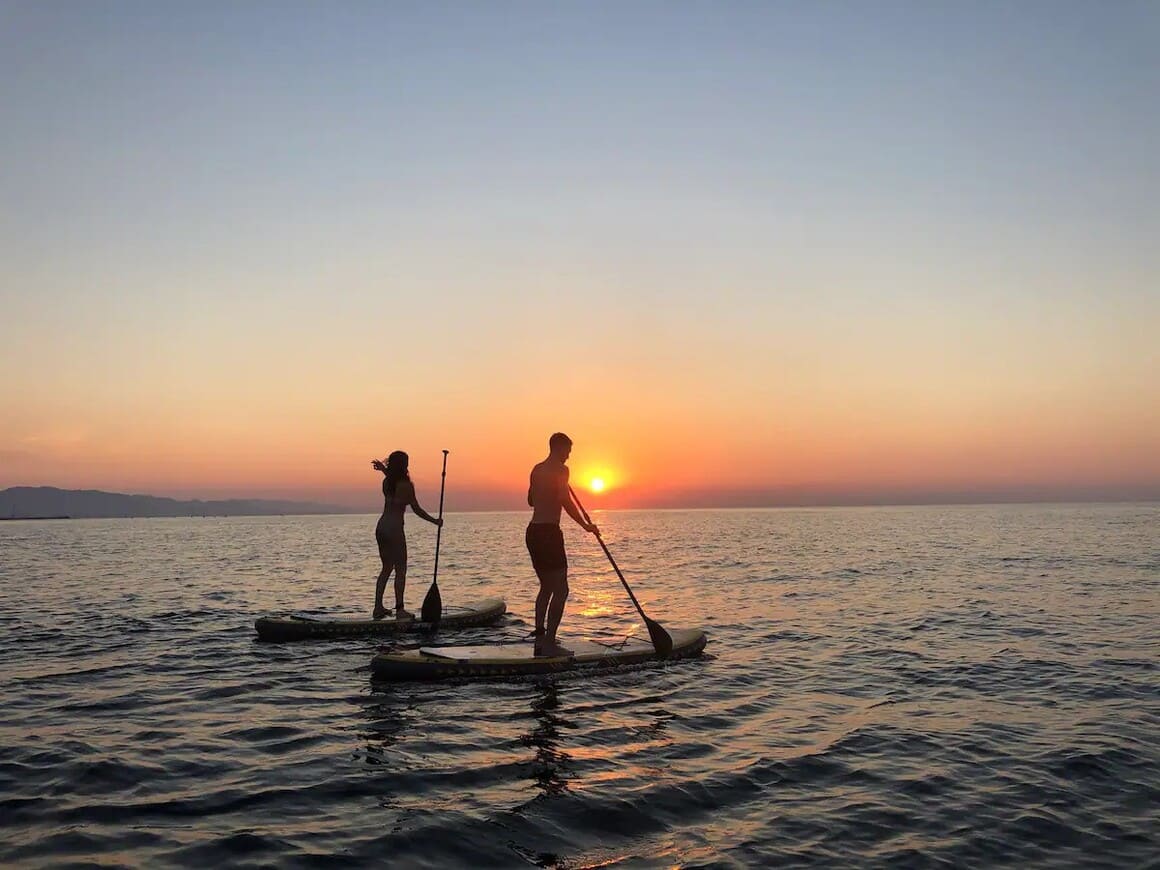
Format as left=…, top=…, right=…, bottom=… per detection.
left=646, top=617, right=674, bottom=658
left=568, top=486, right=676, bottom=658
left=421, top=581, right=442, bottom=624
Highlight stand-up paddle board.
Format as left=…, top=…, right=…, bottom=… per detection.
left=371, top=626, right=707, bottom=680
left=254, top=597, right=506, bottom=642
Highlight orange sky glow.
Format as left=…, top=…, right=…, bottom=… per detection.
left=2, top=6, right=1158, bottom=510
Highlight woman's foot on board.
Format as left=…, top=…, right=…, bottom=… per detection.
left=372, top=605, right=390, bottom=621
left=395, top=608, right=414, bottom=620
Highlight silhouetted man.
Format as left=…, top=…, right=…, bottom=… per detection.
left=526, top=432, right=597, bottom=656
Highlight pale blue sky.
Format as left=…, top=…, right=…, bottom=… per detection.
left=2, top=1, right=1157, bottom=504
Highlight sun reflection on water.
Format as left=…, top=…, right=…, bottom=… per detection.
left=519, top=680, right=574, bottom=797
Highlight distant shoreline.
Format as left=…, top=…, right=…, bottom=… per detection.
left=0, top=486, right=357, bottom=520
left=3, top=485, right=1158, bottom=519
left=0, top=501, right=1156, bottom=522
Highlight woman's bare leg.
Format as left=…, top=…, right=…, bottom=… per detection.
left=374, top=559, right=394, bottom=619
left=374, top=532, right=394, bottom=619
left=394, top=538, right=411, bottom=618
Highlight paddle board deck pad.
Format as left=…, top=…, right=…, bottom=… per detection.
left=254, top=597, right=506, bottom=642
left=370, top=627, right=707, bottom=680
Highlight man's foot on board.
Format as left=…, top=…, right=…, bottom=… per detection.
left=395, top=608, right=414, bottom=620
left=372, top=606, right=390, bottom=621
left=534, top=639, right=574, bottom=658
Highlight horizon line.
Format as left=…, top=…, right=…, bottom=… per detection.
left=3, top=483, right=1158, bottom=516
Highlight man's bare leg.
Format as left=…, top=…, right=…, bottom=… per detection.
left=535, top=576, right=551, bottom=639
left=541, top=569, right=571, bottom=655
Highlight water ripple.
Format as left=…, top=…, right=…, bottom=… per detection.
left=1, top=505, right=1157, bottom=867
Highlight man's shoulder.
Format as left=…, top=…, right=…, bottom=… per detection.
left=530, top=460, right=566, bottom=480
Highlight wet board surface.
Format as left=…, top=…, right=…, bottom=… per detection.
left=254, top=597, right=506, bottom=642
left=373, top=627, right=708, bottom=680
left=292, top=602, right=484, bottom=623
left=419, top=638, right=646, bottom=661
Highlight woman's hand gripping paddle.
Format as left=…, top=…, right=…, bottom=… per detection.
left=420, top=450, right=449, bottom=624
left=569, top=486, right=673, bottom=658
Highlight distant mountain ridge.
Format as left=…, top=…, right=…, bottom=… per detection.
left=0, top=487, right=356, bottom=519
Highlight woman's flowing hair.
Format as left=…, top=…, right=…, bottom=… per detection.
left=384, top=451, right=410, bottom=497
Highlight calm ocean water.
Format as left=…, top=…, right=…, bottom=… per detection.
left=1, top=505, right=1157, bottom=868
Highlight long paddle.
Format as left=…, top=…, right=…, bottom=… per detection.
left=420, top=450, right=449, bottom=624
left=569, top=486, right=673, bottom=658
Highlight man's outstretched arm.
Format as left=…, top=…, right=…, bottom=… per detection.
left=561, top=473, right=597, bottom=533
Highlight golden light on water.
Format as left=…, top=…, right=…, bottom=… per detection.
left=577, top=587, right=619, bottom=619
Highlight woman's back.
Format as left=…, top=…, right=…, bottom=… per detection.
left=380, top=478, right=412, bottom=527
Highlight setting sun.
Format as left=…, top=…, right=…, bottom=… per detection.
left=579, top=465, right=622, bottom=497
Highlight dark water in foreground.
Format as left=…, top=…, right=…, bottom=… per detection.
left=1, top=505, right=1157, bottom=868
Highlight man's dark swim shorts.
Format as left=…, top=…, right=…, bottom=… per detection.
left=526, top=522, right=567, bottom=573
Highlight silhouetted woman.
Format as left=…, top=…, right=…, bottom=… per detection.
left=371, top=451, right=442, bottom=619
